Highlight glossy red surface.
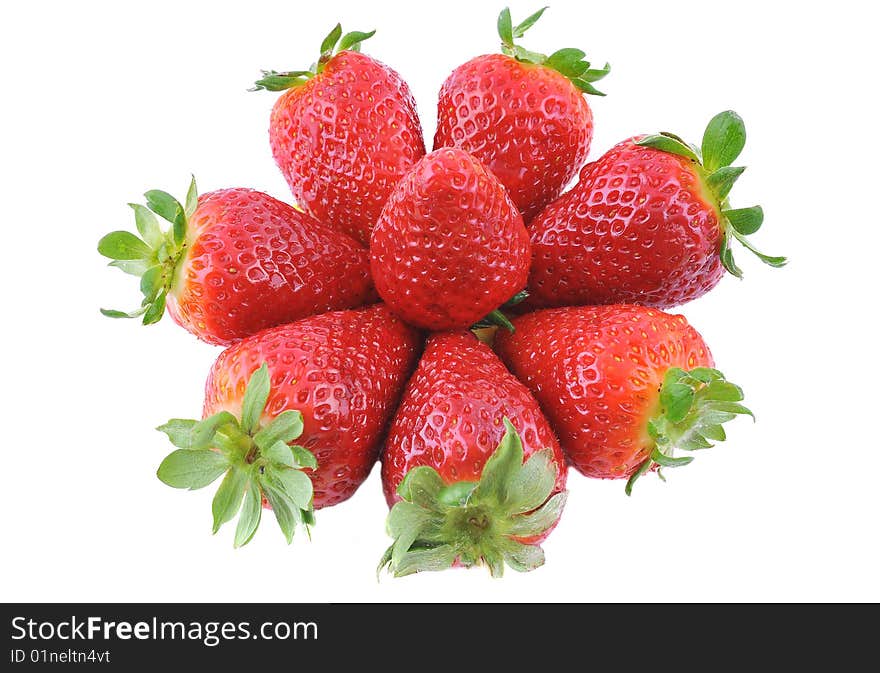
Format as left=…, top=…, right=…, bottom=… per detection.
left=166, top=188, right=373, bottom=346
left=203, top=304, right=423, bottom=508
left=434, top=54, right=593, bottom=221
left=381, top=331, right=566, bottom=507
left=528, top=138, right=725, bottom=309
left=269, top=51, right=425, bottom=244
left=370, top=148, right=530, bottom=330
left=495, top=305, right=713, bottom=478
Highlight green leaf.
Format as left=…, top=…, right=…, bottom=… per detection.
left=108, top=258, right=150, bottom=277
left=507, top=491, right=567, bottom=537
left=129, top=203, right=164, bottom=249
left=157, top=449, right=229, bottom=490
left=262, top=486, right=298, bottom=544
left=319, top=23, right=342, bottom=57
left=139, top=265, right=164, bottom=300
left=144, top=189, right=186, bottom=244
left=506, top=449, right=556, bottom=514
left=211, top=467, right=248, bottom=534
left=580, top=63, right=611, bottom=82
left=570, top=79, right=606, bottom=96
left=704, top=401, right=754, bottom=420
left=437, top=481, right=477, bottom=507
left=472, top=419, right=523, bottom=505
left=651, top=450, right=694, bottom=468
left=212, top=425, right=248, bottom=455
left=500, top=539, right=545, bottom=574
left=731, top=230, right=788, bottom=268
left=191, top=411, right=239, bottom=450
left=512, top=44, right=547, bottom=64
left=482, top=309, right=515, bottom=333
left=98, top=231, right=151, bottom=261
left=547, top=48, right=586, bottom=76
left=504, top=290, right=529, bottom=307
left=398, top=466, right=446, bottom=512
left=263, top=440, right=295, bottom=467
left=157, top=418, right=199, bottom=448
left=240, top=363, right=271, bottom=434
left=397, top=465, right=444, bottom=501
left=724, top=206, right=764, bottom=235
left=141, top=290, right=166, bottom=325
left=252, top=409, right=304, bottom=451
left=719, top=231, right=743, bottom=278
left=512, top=7, right=547, bottom=37
left=184, top=176, right=198, bottom=218
left=338, top=30, right=375, bottom=52
left=386, top=502, right=435, bottom=568
left=266, top=467, right=313, bottom=509
left=636, top=134, right=700, bottom=162
left=387, top=544, right=457, bottom=577
left=702, top=110, right=746, bottom=172
left=689, top=367, right=724, bottom=383
left=497, top=7, right=513, bottom=45
left=706, top=166, right=746, bottom=201
left=661, top=381, right=695, bottom=424
left=250, top=70, right=312, bottom=92
left=625, top=460, right=652, bottom=496
left=678, top=433, right=714, bottom=451
left=701, top=424, right=727, bottom=442
left=234, top=480, right=262, bottom=548
left=100, top=307, right=146, bottom=319
left=290, top=444, right=318, bottom=471
left=705, top=380, right=745, bottom=402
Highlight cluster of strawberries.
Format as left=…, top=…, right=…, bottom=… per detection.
left=99, top=8, right=784, bottom=576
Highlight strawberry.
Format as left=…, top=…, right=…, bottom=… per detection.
left=433, top=7, right=608, bottom=221
left=156, top=304, right=422, bottom=545
left=495, top=305, right=753, bottom=494
left=98, top=178, right=373, bottom=346
left=379, top=331, right=567, bottom=577
left=253, top=24, right=425, bottom=245
left=528, top=111, right=787, bottom=309
left=370, top=148, right=530, bottom=331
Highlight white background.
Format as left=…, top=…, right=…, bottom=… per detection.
left=2, top=0, right=877, bottom=602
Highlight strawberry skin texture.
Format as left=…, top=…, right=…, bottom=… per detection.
left=528, top=139, right=725, bottom=309
left=166, top=188, right=373, bottom=346
left=202, top=304, right=422, bottom=508
left=434, top=54, right=593, bottom=221
left=268, top=51, right=425, bottom=245
left=381, top=331, right=566, bottom=512
left=370, top=148, right=531, bottom=330
left=495, top=305, right=713, bottom=479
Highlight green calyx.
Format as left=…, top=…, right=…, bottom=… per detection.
left=251, top=23, right=375, bottom=92
left=156, top=363, right=317, bottom=547
left=98, top=177, right=198, bottom=325
left=379, top=418, right=567, bottom=578
left=625, top=367, right=754, bottom=495
left=496, top=7, right=609, bottom=96
left=636, top=111, right=787, bottom=277
left=471, top=290, right=529, bottom=333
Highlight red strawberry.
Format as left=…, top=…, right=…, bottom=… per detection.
left=253, top=25, right=425, bottom=245
left=370, top=148, right=530, bottom=331
left=528, top=111, right=787, bottom=309
left=495, top=305, right=753, bottom=493
left=379, top=331, right=567, bottom=577
left=156, top=304, right=422, bottom=546
left=433, top=7, right=608, bottom=221
left=98, top=179, right=373, bottom=346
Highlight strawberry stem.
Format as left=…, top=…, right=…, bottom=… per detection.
left=156, top=363, right=318, bottom=547
left=625, top=367, right=753, bottom=495
left=98, top=177, right=198, bottom=325
left=379, top=418, right=567, bottom=578
left=496, top=7, right=609, bottom=95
